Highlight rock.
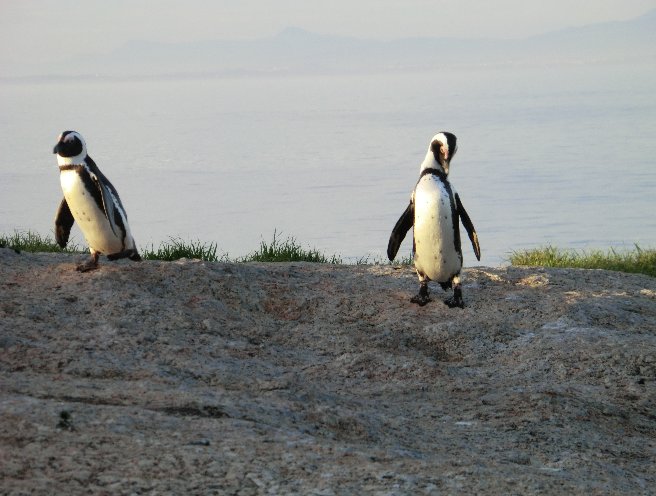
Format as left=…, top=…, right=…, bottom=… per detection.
left=0, top=250, right=655, bottom=494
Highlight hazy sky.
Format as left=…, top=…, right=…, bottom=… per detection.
left=1, top=0, right=654, bottom=73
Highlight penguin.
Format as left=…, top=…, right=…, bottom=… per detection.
left=53, top=130, right=141, bottom=272
left=387, top=132, right=480, bottom=308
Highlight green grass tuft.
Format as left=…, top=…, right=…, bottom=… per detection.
left=0, top=230, right=342, bottom=263
left=141, top=238, right=224, bottom=262
left=390, top=253, right=414, bottom=266
left=0, top=230, right=83, bottom=254
left=352, top=251, right=413, bottom=265
left=241, top=231, right=341, bottom=263
left=509, top=245, right=656, bottom=277
left=13, top=229, right=650, bottom=276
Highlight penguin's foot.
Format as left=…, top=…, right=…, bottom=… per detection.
left=107, top=249, right=141, bottom=262
left=411, top=282, right=430, bottom=306
left=77, top=253, right=99, bottom=272
left=411, top=293, right=431, bottom=306
left=444, top=295, right=464, bottom=308
left=444, top=285, right=464, bottom=308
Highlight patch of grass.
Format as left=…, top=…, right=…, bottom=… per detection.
left=141, top=238, right=224, bottom=262
left=0, top=230, right=83, bottom=254
left=509, top=245, right=656, bottom=277
left=357, top=252, right=414, bottom=265
left=0, top=229, right=409, bottom=266
left=241, top=231, right=342, bottom=263
left=389, top=253, right=414, bottom=266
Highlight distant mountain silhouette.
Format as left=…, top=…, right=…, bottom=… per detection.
left=15, top=9, right=656, bottom=79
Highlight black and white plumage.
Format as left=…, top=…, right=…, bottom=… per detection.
left=387, top=132, right=480, bottom=308
left=53, top=130, right=141, bottom=272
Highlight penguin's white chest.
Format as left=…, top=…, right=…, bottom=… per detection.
left=60, top=170, right=124, bottom=255
left=413, top=176, right=461, bottom=282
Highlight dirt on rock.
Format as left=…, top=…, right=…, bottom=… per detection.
left=1, top=247, right=655, bottom=495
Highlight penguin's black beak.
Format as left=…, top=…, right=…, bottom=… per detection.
left=53, top=143, right=59, bottom=154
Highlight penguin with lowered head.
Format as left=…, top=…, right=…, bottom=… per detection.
left=387, top=132, right=480, bottom=308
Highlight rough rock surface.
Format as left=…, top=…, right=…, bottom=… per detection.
left=1, top=247, right=655, bottom=495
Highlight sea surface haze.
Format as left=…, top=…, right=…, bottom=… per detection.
left=1, top=63, right=655, bottom=265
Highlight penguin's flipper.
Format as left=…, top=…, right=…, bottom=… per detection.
left=97, top=179, right=120, bottom=237
left=455, top=193, right=480, bottom=261
left=54, top=198, right=75, bottom=248
left=86, top=158, right=121, bottom=237
left=387, top=201, right=414, bottom=261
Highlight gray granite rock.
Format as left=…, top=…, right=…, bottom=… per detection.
left=1, top=248, right=655, bottom=494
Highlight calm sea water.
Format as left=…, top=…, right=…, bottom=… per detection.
left=1, top=63, right=655, bottom=265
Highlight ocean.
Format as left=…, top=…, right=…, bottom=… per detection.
left=1, top=63, right=655, bottom=266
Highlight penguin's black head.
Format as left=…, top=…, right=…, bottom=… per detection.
left=53, top=130, right=85, bottom=158
left=430, top=132, right=457, bottom=173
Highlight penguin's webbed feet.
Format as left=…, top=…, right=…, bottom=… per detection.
left=444, top=295, right=464, bottom=308
left=411, top=293, right=431, bottom=306
left=411, top=283, right=431, bottom=306
left=444, top=285, right=465, bottom=309
left=107, top=249, right=142, bottom=262
left=77, top=253, right=99, bottom=272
